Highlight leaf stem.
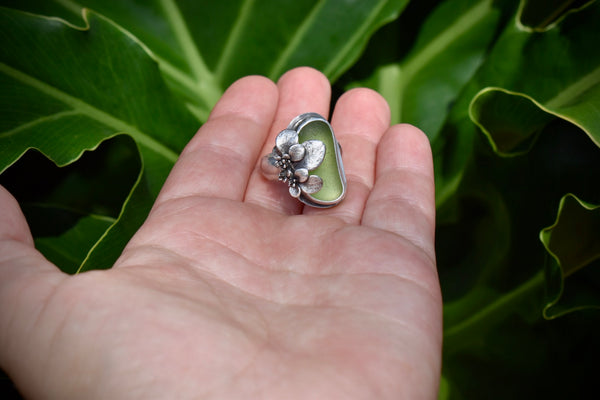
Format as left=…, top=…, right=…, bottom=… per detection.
left=155, top=56, right=215, bottom=114
left=402, top=0, right=492, bottom=82
left=443, top=271, right=545, bottom=350
left=376, top=64, right=403, bottom=124
left=214, top=0, right=257, bottom=82
left=546, top=65, right=600, bottom=109
left=268, top=0, right=327, bottom=79
left=158, top=0, right=222, bottom=104
left=158, top=0, right=210, bottom=83
left=322, top=0, right=388, bottom=79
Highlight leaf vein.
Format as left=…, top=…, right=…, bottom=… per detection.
left=158, top=0, right=212, bottom=83
left=402, top=0, right=491, bottom=80
left=0, top=62, right=178, bottom=162
left=214, top=0, right=257, bottom=82
left=0, top=110, right=80, bottom=138
left=546, top=65, right=600, bottom=109
left=158, top=0, right=222, bottom=107
left=267, top=0, right=327, bottom=79
left=323, top=0, right=388, bottom=77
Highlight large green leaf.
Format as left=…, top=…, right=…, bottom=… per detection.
left=439, top=118, right=600, bottom=398
left=434, top=3, right=600, bottom=360
left=438, top=115, right=600, bottom=335
left=352, top=0, right=513, bottom=208
left=7, top=0, right=410, bottom=121
left=540, top=194, right=600, bottom=318
left=427, top=3, right=600, bottom=384
left=34, top=212, right=115, bottom=274
left=0, top=8, right=198, bottom=271
left=517, top=0, right=595, bottom=31
left=441, top=310, right=600, bottom=399
left=359, top=0, right=505, bottom=138
left=470, top=0, right=600, bottom=156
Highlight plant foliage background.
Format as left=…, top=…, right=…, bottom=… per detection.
left=1, top=0, right=599, bottom=398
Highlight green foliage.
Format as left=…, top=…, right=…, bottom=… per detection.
left=1, top=0, right=598, bottom=398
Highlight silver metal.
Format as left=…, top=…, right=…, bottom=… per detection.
left=261, top=113, right=347, bottom=208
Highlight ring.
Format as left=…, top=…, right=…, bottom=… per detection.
left=261, top=113, right=347, bottom=208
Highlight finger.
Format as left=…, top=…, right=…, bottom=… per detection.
left=0, top=185, right=33, bottom=246
left=0, top=186, right=61, bottom=355
left=303, top=88, right=390, bottom=223
left=244, top=67, right=331, bottom=214
left=0, top=185, right=57, bottom=277
left=362, top=125, right=436, bottom=261
left=154, top=75, right=279, bottom=206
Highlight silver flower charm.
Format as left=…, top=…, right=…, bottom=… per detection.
left=265, top=129, right=326, bottom=198
left=261, top=112, right=346, bottom=208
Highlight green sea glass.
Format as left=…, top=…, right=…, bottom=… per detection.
left=296, top=116, right=346, bottom=207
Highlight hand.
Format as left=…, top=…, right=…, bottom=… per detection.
left=0, top=67, right=441, bottom=399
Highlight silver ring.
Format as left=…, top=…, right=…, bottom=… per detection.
left=261, top=113, right=347, bottom=208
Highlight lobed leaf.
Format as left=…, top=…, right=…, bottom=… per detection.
left=540, top=194, right=600, bottom=318
left=353, top=0, right=513, bottom=208
left=439, top=119, right=600, bottom=398
left=0, top=7, right=198, bottom=271
left=517, top=0, right=595, bottom=31
left=360, top=0, right=505, bottom=139
left=470, top=0, right=600, bottom=156
left=8, top=0, right=411, bottom=121
left=34, top=211, right=114, bottom=274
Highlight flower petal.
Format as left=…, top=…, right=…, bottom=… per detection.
left=300, top=175, right=323, bottom=194
left=276, top=129, right=298, bottom=154
left=294, top=167, right=309, bottom=183
left=297, top=140, right=325, bottom=171
left=260, top=155, right=281, bottom=181
left=289, top=185, right=301, bottom=198
left=288, top=143, right=306, bottom=162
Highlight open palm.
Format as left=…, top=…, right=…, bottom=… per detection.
left=0, top=68, right=441, bottom=399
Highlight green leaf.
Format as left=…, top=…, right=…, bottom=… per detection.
left=517, top=0, right=595, bottom=31
left=442, top=310, right=600, bottom=399
left=470, top=1, right=600, bottom=156
left=439, top=123, right=600, bottom=398
left=351, top=0, right=514, bottom=208
left=437, top=375, right=451, bottom=400
left=9, top=0, right=410, bottom=121
left=469, top=88, right=553, bottom=155
left=0, top=135, right=139, bottom=219
left=360, top=0, right=505, bottom=138
left=34, top=210, right=114, bottom=274
left=0, top=8, right=198, bottom=271
left=540, top=194, right=600, bottom=318
left=439, top=180, right=523, bottom=354
left=440, top=117, right=600, bottom=349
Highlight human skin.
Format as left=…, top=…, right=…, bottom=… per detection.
left=0, top=67, right=442, bottom=399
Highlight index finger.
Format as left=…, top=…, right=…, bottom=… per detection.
left=153, top=75, right=279, bottom=207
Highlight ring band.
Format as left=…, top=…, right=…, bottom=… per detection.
left=261, top=113, right=347, bottom=208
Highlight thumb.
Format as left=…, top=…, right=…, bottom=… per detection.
left=0, top=184, right=34, bottom=246
left=0, top=185, right=62, bottom=370
left=0, top=184, right=56, bottom=276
